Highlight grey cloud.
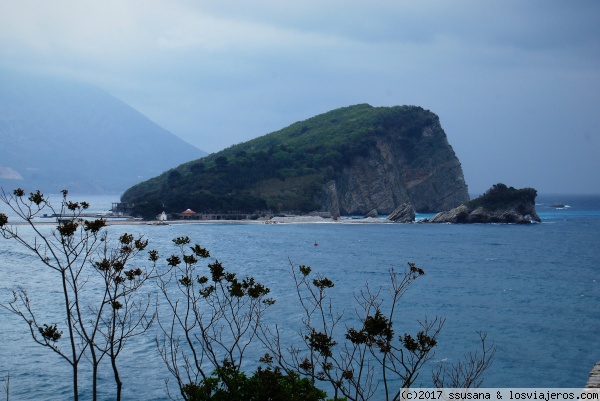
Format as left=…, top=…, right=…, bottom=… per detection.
left=1, top=1, right=599, bottom=193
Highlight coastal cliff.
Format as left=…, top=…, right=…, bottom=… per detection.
left=122, top=104, right=469, bottom=218
left=427, top=183, right=541, bottom=224
left=323, top=130, right=468, bottom=215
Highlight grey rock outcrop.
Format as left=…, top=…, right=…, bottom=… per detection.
left=386, top=203, right=416, bottom=223
left=320, top=111, right=469, bottom=215
left=364, top=209, right=379, bottom=218
left=322, top=180, right=341, bottom=218
left=427, top=184, right=541, bottom=224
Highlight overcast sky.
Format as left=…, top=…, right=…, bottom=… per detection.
left=1, top=1, right=599, bottom=194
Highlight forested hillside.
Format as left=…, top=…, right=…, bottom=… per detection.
left=122, top=104, right=469, bottom=218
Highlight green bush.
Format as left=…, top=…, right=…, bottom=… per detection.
left=466, top=183, right=537, bottom=211
left=182, top=363, right=328, bottom=401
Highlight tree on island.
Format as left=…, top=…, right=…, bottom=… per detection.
left=0, top=188, right=495, bottom=401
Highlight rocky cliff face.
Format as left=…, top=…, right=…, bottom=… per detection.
left=320, top=118, right=469, bottom=215
left=386, top=203, right=416, bottom=223
left=427, top=184, right=541, bottom=224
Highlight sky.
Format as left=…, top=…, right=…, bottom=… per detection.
left=1, top=1, right=599, bottom=195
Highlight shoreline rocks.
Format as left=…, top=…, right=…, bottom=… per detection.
left=425, top=183, right=541, bottom=224
left=387, top=203, right=416, bottom=223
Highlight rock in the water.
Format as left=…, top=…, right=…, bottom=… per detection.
left=387, top=203, right=416, bottom=223
left=364, top=209, right=379, bottom=218
left=427, top=183, right=541, bottom=224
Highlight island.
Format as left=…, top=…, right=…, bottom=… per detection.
left=425, top=183, right=541, bottom=224
left=121, top=104, right=469, bottom=220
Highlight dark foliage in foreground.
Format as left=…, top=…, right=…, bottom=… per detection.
left=182, top=362, right=329, bottom=401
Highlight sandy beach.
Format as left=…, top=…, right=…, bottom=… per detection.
left=2, top=215, right=394, bottom=226
left=122, top=215, right=391, bottom=225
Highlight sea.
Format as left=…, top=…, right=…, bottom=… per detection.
left=0, top=193, right=599, bottom=400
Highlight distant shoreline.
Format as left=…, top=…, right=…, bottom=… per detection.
left=7, top=215, right=394, bottom=226
left=106, top=215, right=393, bottom=225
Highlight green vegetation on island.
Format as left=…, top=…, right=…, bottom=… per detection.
left=466, top=183, right=537, bottom=212
left=122, top=104, right=453, bottom=219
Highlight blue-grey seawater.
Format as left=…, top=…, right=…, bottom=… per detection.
left=0, top=194, right=599, bottom=400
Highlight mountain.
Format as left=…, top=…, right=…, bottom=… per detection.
left=0, top=71, right=206, bottom=194
left=122, top=104, right=469, bottom=218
